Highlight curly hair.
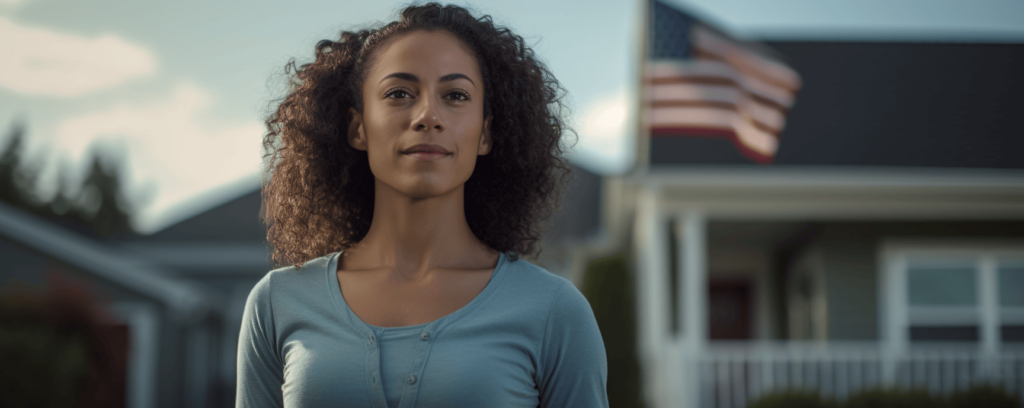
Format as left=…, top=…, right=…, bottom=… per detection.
left=262, top=3, right=575, bottom=267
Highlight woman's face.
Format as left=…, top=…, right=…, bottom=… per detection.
left=349, top=29, right=491, bottom=199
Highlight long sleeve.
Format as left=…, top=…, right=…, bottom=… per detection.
left=236, top=274, right=285, bottom=408
left=537, top=280, right=610, bottom=408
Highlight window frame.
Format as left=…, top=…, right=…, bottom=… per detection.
left=880, top=241, right=1024, bottom=354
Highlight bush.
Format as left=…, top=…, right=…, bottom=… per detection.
left=949, top=384, right=1021, bottom=408
left=746, top=385, right=1022, bottom=408
left=747, top=390, right=837, bottom=408
left=581, top=253, right=644, bottom=408
left=845, top=388, right=946, bottom=408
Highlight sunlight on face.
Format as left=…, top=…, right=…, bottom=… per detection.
left=350, top=29, right=491, bottom=199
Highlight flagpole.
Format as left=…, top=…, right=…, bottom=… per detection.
left=631, top=0, right=652, bottom=176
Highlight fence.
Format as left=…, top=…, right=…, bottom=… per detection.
left=694, top=341, right=1024, bottom=408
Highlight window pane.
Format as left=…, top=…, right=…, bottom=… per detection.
left=1003, top=325, right=1024, bottom=342
left=907, top=267, right=976, bottom=306
left=999, top=266, right=1024, bottom=307
left=910, top=326, right=978, bottom=342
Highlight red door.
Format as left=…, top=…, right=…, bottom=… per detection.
left=708, top=280, right=753, bottom=340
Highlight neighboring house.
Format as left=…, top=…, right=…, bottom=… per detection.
left=603, top=39, right=1024, bottom=408
left=113, top=178, right=271, bottom=408
left=105, top=162, right=602, bottom=408
left=0, top=201, right=216, bottom=408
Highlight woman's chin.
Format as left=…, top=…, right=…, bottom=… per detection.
left=395, top=179, right=460, bottom=200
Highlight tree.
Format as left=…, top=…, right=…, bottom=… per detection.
left=0, top=121, right=41, bottom=210
left=0, top=121, right=138, bottom=238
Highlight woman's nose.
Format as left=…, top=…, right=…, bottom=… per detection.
left=411, top=97, right=445, bottom=132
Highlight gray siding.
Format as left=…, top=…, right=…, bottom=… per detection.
left=808, top=221, right=1024, bottom=341
left=1, top=235, right=150, bottom=304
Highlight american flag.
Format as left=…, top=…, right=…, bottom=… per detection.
left=646, top=0, right=801, bottom=164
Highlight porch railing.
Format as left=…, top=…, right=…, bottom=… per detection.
left=693, top=342, right=1024, bottom=408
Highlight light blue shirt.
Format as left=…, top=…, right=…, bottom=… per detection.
left=236, top=251, right=608, bottom=408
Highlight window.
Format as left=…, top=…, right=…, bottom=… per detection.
left=999, top=261, right=1024, bottom=342
left=906, top=260, right=979, bottom=342
left=882, top=244, right=1024, bottom=351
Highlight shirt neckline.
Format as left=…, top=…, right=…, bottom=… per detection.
left=325, top=250, right=510, bottom=335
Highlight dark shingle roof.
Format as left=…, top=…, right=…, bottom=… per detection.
left=651, top=41, right=1024, bottom=168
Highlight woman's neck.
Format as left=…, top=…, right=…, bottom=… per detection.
left=343, top=179, right=493, bottom=279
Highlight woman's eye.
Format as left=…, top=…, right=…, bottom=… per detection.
left=385, top=89, right=412, bottom=99
left=446, top=91, right=470, bottom=101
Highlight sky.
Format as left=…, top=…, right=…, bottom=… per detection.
left=2, top=0, right=1022, bottom=233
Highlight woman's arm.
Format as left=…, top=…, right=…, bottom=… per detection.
left=236, top=274, right=285, bottom=408
left=537, top=280, right=610, bottom=408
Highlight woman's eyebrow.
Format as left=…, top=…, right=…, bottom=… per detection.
left=439, top=73, right=475, bottom=87
left=380, top=72, right=419, bottom=83
left=379, top=72, right=476, bottom=87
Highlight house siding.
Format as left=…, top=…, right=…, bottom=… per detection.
left=809, top=221, right=1024, bottom=341
left=0, top=235, right=151, bottom=304
left=820, top=236, right=878, bottom=340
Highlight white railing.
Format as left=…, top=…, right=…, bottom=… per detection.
left=692, top=342, right=1024, bottom=408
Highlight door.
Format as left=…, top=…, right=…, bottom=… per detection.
left=708, top=279, right=753, bottom=340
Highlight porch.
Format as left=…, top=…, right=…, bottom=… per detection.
left=695, top=342, right=1024, bottom=408
left=624, top=167, right=1024, bottom=408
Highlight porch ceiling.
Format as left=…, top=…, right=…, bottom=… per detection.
left=627, top=167, right=1024, bottom=220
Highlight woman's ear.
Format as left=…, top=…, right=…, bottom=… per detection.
left=348, top=108, right=367, bottom=151
left=477, top=116, right=493, bottom=156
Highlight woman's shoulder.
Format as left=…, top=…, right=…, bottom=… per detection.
left=503, top=258, right=603, bottom=357
left=245, top=252, right=338, bottom=307
left=502, top=256, right=575, bottom=294
left=500, top=257, right=592, bottom=317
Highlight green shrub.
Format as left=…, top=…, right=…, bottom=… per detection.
left=747, top=390, right=837, bottom=408
left=581, top=253, right=644, bottom=408
left=844, top=388, right=947, bottom=408
left=949, top=384, right=1021, bottom=408
left=745, top=385, right=1023, bottom=408
left=0, top=323, right=91, bottom=408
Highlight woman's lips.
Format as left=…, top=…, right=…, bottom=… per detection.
left=401, top=144, right=450, bottom=160
left=403, top=152, right=449, bottom=160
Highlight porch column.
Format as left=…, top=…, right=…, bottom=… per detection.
left=979, top=255, right=999, bottom=378
left=635, top=184, right=672, bottom=408
left=679, top=209, right=707, bottom=408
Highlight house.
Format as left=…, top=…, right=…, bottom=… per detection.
left=605, top=37, right=1024, bottom=408
left=0, top=201, right=217, bottom=408
left=112, top=178, right=272, bottom=408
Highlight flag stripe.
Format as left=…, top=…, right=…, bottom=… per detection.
left=649, top=83, right=787, bottom=130
left=650, top=106, right=780, bottom=141
left=650, top=107, right=779, bottom=155
left=650, top=84, right=742, bottom=106
left=651, top=100, right=738, bottom=110
left=651, top=103, right=783, bottom=134
left=647, top=60, right=796, bottom=108
left=649, top=77, right=791, bottom=112
left=692, top=26, right=801, bottom=90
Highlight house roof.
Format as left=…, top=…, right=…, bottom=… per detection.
left=141, top=189, right=265, bottom=242
left=650, top=41, right=1024, bottom=168
left=0, top=201, right=212, bottom=318
left=547, top=163, right=602, bottom=243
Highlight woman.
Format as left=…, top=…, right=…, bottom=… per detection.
left=237, top=3, right=608, bottom=407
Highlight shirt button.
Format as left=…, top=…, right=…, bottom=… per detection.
left=368, top=334, right=376, bottom=345
left=372, top=374, right=378, bottom=385
left=407, top=374, right=417, bottom=385
left=420, top=332, right=430, bottom=341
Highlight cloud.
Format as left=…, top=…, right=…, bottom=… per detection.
left=574, top=89, right=633, bottom=174
left=54, top=82, right=264, bottom=232
left=0, top=17, right=157, bottom=97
